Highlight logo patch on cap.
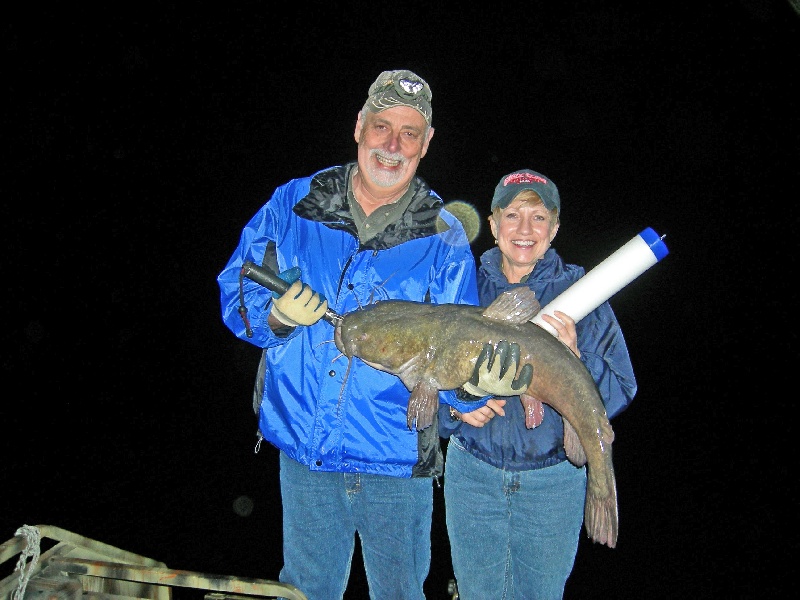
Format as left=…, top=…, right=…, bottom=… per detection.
left=397, top=78, right=425, bottom=98
left=504, top=172, right=548, bottom=187
left=365, top=70, right=433, bottom=125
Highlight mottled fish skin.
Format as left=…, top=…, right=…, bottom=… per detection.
left=333, top=287, right=618, bottom=548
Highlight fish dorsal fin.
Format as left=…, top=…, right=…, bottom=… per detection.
left=482, top=287, right=541, bottom=324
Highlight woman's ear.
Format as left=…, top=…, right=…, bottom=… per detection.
left=489, top=215, right=498, bottom=240
left=549, top=221, right=560, bottom=242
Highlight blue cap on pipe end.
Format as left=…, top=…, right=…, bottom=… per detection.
left=639, top=227, right=669, bottom=261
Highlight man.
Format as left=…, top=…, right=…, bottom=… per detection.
left=218, top=70, right=500, bottom=599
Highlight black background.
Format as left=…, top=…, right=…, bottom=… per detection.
left=3, top=1, right=798, bottom=598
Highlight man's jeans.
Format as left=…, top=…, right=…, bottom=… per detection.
left=278, top=451, right=433, bottom=600
left=444, top=437, right=586, bottom=600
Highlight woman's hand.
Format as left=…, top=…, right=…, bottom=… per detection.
left=540, top=310, right=580, bottom=357
left=455, top=398, right=507, bottom=427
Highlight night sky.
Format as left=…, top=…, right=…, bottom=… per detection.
left=3, top=2, right=798, bottom=598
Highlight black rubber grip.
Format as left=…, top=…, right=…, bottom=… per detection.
left=241, top=261, right=291, bottom=295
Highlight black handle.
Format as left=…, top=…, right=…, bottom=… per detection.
left=240, top=260, right=343, bottom=326
left=241, top=261, right=292, bottom=295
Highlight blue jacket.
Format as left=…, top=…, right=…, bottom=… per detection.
left=218, top=164, right=478, bottom=478
left=439, top=246, right=637, bottom=471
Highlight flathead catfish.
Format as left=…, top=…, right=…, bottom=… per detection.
left=333, top=286, right=618, bottom=548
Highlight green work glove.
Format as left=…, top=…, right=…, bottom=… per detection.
left=463, top=341, right=533, bottom=397
left=271, top=279, right=328, bottom=327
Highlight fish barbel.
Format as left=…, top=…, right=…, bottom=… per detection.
left=333, top=287, right=618, bottom=548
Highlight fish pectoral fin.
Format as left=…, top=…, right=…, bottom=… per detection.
left=520, top=393, right=545, bottom=429
left=407, top=381, right=439, bottom=431
left=563, top=418, right=588, bottom=467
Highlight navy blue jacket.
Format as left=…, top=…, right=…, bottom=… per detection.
left=439, top=246, right=637, bottom=470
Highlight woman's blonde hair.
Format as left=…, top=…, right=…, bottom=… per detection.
left=491, top=190, right=559, bottom=226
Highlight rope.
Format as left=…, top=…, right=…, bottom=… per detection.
left=12, top=525, right=41, bottom=600
left=238, top=267, right=253, bottom=338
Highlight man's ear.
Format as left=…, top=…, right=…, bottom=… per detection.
left=354, top=112, right=364, bottom=143
left=419, top=127, right=435, bottom=158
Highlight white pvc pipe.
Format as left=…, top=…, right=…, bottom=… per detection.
left=531, top=227, right=669, bottom=336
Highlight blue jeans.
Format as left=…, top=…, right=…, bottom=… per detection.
left=278, top=451, right=433, bottom=600
left=444, top=437, right=586, bottom=600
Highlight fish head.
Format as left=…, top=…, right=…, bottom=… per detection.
left=334, top=300, right=438, bottom=379
left=334, top=299, right=490, bottom=395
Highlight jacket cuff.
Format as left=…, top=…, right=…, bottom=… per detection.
left=447, top=389, right=490, bottom=413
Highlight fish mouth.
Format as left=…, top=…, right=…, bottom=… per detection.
left=334, top=323, right=346, bottom=356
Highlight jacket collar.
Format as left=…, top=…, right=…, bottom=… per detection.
left=480, top=246, right=561, bottom=283
left=292, top=163, right=448, bottom=250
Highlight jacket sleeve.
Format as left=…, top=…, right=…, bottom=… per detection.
left=577, top=302, right=637, bottom=419
left=217, top=185, right=303, bottom=349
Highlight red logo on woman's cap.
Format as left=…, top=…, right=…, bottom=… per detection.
left=504, top=173, right=548, bottom=186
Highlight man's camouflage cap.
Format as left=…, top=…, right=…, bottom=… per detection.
left=365, top=70, right=432, bottom=125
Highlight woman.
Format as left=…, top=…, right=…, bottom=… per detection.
left=440, top=169, right=638, bottom=599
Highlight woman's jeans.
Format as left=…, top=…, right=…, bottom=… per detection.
left=278, top=451, right=433, bottom=600
left=444, top=437, right=586, bottom=600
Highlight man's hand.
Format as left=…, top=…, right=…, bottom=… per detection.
left=463, top=341, right=533, bottom=397
left=271, top=280, right=328, bottom=327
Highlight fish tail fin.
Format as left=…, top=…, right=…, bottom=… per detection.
left=584, top=485, right=618, bottom=548
left=584, top=454, right=619, bottom=548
